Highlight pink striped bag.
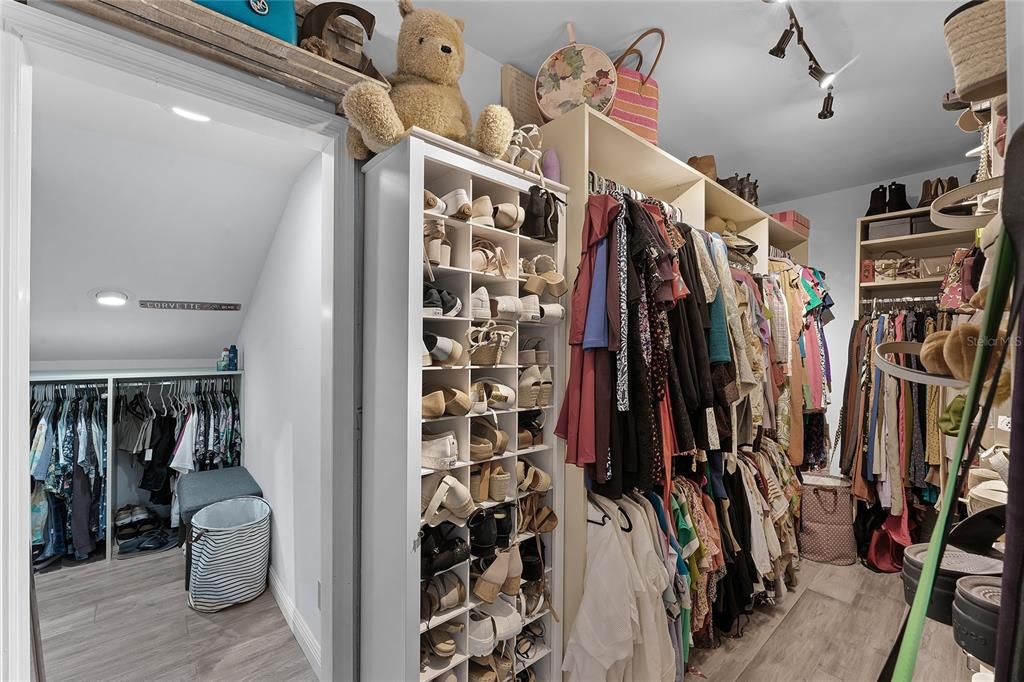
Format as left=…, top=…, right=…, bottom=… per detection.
left=609, top=29, right=664, bottom=145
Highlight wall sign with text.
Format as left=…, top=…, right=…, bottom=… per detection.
left=138, top=300, right=242, bottom=312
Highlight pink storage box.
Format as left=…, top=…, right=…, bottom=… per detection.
left=771, top=210, right=810, bottom=237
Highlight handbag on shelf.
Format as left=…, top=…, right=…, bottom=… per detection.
left=609, top=28, right=665, bottom=144
left=800, top=472, right=858, bottom=566
left=873, top=250, right=920, bottom=281
left=535, top=23, right=617, bottom=121
left=939, top=247, right=974, bottom=310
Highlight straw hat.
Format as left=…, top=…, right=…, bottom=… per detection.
left=944, top=0, right=1007, bottom=103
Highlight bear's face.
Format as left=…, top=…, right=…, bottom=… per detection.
left=396, top=2, right=465, bottom=86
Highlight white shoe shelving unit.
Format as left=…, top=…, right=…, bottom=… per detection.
left=361, top=129, right=570, bottom=681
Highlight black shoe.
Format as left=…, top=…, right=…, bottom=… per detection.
left=866, top=185, right=887, bottom=216
left=469, top=509, right=497, bottom=558
left=494, top=504, right=514, bottom=548
left=423, top=284, right=462, bottom=317
left=887, top=181, right=911, bottom=212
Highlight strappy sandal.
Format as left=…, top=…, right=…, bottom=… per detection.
left=473, top=417, right=509, bottom=454
left=472, top=418, right=509, bottom=456
left=471, top=239, right=511, bottom=279
left=468, top=322, right=516, bottom=366
left=522, top=254, right=568, bottom=297
left=423, top=219, right=446, bottom=282
left=519, top=337, right=549, bottom=365
left=471, top=378, right=517, bottom=410
left=510, top=124, right=542, bottom=152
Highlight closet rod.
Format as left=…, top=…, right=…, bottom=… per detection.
left=116, top=378, right=236, bottom=389
left=860, top=295, right=938, bottom=305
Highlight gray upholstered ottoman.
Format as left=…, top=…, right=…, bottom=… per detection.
left=177, top=466, right=263, bottom=527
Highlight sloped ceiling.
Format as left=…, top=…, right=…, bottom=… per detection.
left=363, top=0, right=974, bottom=205
left=30, top=69, right=319, bottom=364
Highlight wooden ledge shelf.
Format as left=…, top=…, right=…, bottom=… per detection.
left=859, top=276, right=945, bottom=290
left=58, top=0, right=388, bottom=106
left=860, top=229, right=974, bottom=253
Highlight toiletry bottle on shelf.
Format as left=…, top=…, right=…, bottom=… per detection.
left=218, top=347, right=229, bottom=372
left=228, top=344, right=238, bottom=371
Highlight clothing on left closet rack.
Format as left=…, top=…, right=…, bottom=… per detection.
left=29, top=384, right=108, bottom=563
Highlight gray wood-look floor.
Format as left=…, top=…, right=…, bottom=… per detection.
left=688, top=560, right=972, bottom=681
left=36, top=550, right=314, bottom=682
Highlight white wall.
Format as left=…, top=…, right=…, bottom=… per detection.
left=762, top=160, right=977, bottom=467
left=236, top=156, right=323, bottom=660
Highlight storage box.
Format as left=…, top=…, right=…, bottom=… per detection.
left=867, top=217, right=912, bottom=240
left=911, top=215, right=942, bottom=235
left=920, top=256, right=950, bottom=278
left=194, top=0, right=298, bottom=45
left=860, top=260, right=875, bottom=283
left=771, top=210, right=810, bottom=237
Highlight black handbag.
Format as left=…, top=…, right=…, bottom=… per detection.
left=521, top=185, right=564, bottom=244
left=421, top=522, right=469, bottom=578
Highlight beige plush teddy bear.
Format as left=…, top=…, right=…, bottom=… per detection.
left=342, top=0, right=514, bottom=160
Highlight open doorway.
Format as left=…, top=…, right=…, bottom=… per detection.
left=14, top=33, right=348, bottom=679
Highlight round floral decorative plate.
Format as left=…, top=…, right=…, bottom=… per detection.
left=535, top=42, right=617, bottom=120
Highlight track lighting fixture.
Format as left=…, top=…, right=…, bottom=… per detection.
left=818, top=87, right=835, bottom=120
left=765, top=3, right=841, bottom=119
left=769, top=25, right=794, bottom=59
left=808, top=63, right=835, bottom=89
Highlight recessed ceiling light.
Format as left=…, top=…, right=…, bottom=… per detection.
left=95, top=290, right=128, bottom=307
left=171, top=106, right=211, bottom=123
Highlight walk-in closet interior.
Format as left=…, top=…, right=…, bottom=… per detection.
left=21, top=42, right=339, bottom=680
left=3, top=0, right=1022, bottom=681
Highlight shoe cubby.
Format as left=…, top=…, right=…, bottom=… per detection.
left=363, top=132, right=568, bottom=681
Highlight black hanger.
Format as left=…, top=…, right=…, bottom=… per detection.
left=586, top=491, right=611, bottom=526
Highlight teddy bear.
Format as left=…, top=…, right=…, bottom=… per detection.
left=341, top=0, right=513, bottom=160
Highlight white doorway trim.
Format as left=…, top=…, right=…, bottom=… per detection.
left=0, top=1, right=358, bottom=679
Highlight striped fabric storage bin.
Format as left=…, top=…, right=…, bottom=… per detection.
left=187, top=496, right=272, bottom=613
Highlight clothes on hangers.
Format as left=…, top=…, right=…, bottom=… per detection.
left=29, top=384, right=107, bottom=563
left=564, top=437, right=803, bottom=680
left=113, top=380, right=242, bottom=527
left=557, top=185, right=836, bottom=490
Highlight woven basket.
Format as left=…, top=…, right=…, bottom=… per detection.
left=944, top=0, right=1007, bottom=102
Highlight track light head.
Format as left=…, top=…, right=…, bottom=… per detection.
left=818, top=87, right=835, bottom=120
left=808, top=63, right=836, bottom=89
left=769, top=27, right=794, bottom=59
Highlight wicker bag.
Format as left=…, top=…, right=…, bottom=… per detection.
left=800, top=473, right=857, bottom=565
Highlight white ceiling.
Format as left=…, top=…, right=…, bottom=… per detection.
left=367, top=0, right=973, bottom=205
left=30, top=69, right=319, bottom=364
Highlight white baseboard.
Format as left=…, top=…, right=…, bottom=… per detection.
left=268, top=567, right=322, bottom=678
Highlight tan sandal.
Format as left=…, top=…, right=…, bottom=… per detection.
left=471, top=238, right=511, bottom=279
left=472, top=418, right=509, bottom=455
left=424, top=385, right=472, bottom=416
left=523, top=254, right=567, bottom=297
left=422, top=389, right=445, bottom=419
left=423, top=219, right=446, bottom=282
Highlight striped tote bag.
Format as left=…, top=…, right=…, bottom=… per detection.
left=609, top=29, right=664, bottom=145
left=187, top=496, right=272, bottom=612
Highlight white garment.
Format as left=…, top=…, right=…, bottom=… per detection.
left=563, top=499, right=642, bottom=682
left=737, top=461, right=773, bottom=583
left=169, top=406, right=196, bottom=530
left=619, top=497, right=676, bottom=682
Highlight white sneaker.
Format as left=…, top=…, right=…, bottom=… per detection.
left=490, top=295, right=523, bottom=321
left=422, top=430, right=459, bottom=470
left=472, top=286, right=492, bottom=320
left=422, top=339, right=432, bottom=367
left=538, top=303, right=565, bottom=325
left=519, top=295, right=541, bottom=322
left=424, top=333, right=465, bottom=367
